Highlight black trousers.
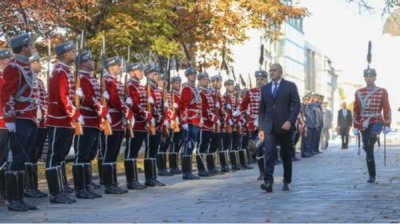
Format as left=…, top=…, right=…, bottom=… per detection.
left=210, top=132, right=223, bottom=153
left=46, top=127, right=74, bottom=168
left=158, top=131, right=172, bottom=153
left=0, top=129, right=9, bottom=168
left=198, top=130, right=212, bottom=154
left=33, top=127, right=47, bottom=163
left=125, top=131, right=147, bottom=159
left=101, top=130, right=124, bottom=163
left=340, top=127, right=350, bottom=148
left=147, top=131, right=161, bottom=158
left=171, top=131, right=183, bottom=153
left=182, top=124, right=200, bottom=156
left=222, top=133, right=232, bottom=151
left=263, top=132, right=293, bottom=184
left=231, top=131, right=241, bottom=151
left=74, top=127, right=100, bottom=163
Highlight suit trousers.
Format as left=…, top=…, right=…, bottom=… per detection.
left=46, top=126, right=74, bottom=168
left=340, top=127, right=350, bottom=148
left=182, top=124, right=200, bottom=156
left=263, top=132, right=293, bottom=184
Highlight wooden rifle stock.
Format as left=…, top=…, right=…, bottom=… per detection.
left=162, top=89, right=170, bottom=138
left=225, top=95, right=233, bottom=133
left=74, top=62, right=83, bottom=135
left=101, top=78, right=113, bottom=136
left=124, top=75, right=134, bottom=138
left=147, top=83, right=156, bottom=135
left=171, top=90, right=180, bottom=133
left=214, top=91, right=221, bottom=133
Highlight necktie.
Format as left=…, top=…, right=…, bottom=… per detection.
left=272, top=82, right=278, bottom=98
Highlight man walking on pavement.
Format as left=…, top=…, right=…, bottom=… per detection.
left=337, top=102, right=352, bottom=149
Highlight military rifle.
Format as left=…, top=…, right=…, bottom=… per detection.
left=100, top=35, right=113, bottom=136
left=74, top=30, right=84, bottom=135
left=123, top=53, right=134, bottom=138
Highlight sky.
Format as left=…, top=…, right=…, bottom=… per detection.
left=300, top=0, right=400, bottom=124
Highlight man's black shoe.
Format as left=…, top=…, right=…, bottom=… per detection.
left=367, top=176, right=376, bottom=183
left=260, top=182, right=273, bottom=193
left=282, top=183, right=290, bottom=191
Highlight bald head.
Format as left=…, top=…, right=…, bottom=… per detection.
left=269, top=63, right=283, bottom=81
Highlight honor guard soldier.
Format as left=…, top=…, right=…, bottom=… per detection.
left=142, top=65, right=165, bottom=186
left=305, top=93, right=317, bottom=156
left=101, top=56, right=133, bottom=194
left=156, top=75, right=174, bottom=177
left=24, top=52, right=48, bottom=198
left=197, top=72, right=217, bottom=177
left=353, top=68, right=391, bottom=183
left=169, top=76, right=183, bottom=175
left=124, top=62, right=147, bottom=190
left=72, top=50, right=106, bottom=199
left=236, top=87, right=253, bottom=170
left=239, top=70, right=267, bottom=179
left=300, top=93, right=313, bottom=158
left=208, top=74, right=226, bottom=174
left=46, top=40, right=83, bottom=204
left=0, top=49, right=12, bottom=205
left=312, top=94, right=324, bottom=154
left=179, top=67, right=202, bottom=180
left=1, top=33, right=39, bottom=211
left=222, top=79, right=240, bottom=170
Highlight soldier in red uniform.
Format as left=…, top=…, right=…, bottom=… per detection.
left=236, top=87, right=253, bottom=170
left=208, top=74, right=227, bottom=174
left=239, top=70, right=267, bottom=180
left=353, top=68, right=391, bottom=183
left=72, top=50, right=106, bottom=199
left=197, top=72, right=217, bottom=177
left=156, top=75, right=174, bottom=177
left=23, top=52, right=48, bottom=199
left=141, top=65, right=165, bottom=186
left=169, top=76, right=183, bottom=175
left=101, top=56, right=133, bottom=194
left=222, top=80, right=241, bottom=170
left=179, top=67, right=202, bottom=180
left=0, top=49, right=12, bottom=205
left=1, top=33, right=39, bottom=211
left=124, top=62, right=148, bottom=189
left=46, top=40, right=83, bottom=204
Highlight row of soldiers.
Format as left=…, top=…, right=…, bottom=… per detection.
left=0, top=33, right=268, bottom=212
left=299, top=92, right=325, bottom=157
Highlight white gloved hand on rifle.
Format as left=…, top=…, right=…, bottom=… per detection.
left=353, top=128, right=359, bottom=136
left=182, top=124, right=189, bottom=131
left=126, top=97, right=133, bottom=106
left=148, top=96, right=154, bottom=105
left=106, top=113, right=112, bottom=124
left=76, top=88, right=84, bottom=98
left=102, top=91, right=110, bottom=100
left=232, top=110, right=241, bottom=117
left=78, top=115, right=85, bottom=125
left=5, top=123, right=16, bottom=133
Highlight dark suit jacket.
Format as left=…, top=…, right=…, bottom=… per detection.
left=259, top=79, right=301, bottom=134
left=337, top=109, right=352, bottom=129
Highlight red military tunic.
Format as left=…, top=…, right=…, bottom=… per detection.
left=1, top=56, right=38, bottom=125
left=104, top=74, right=133, bottom=131
left=170, top=89, right=181, bottom=129
left=209, top=88, right=224, bottom=133
left=0, top=71, right=5, bottom=129
left=79, top=70, right=107, bottom=130
left=37, top=78, right=48, bottom=128
left=353, top=87, right=391, bottom=131
left=128, top=77, right=148, bottom=132
left=161, top=90, right=174, bottom=129
left=199, top=86, right=217, bottom=131
left=179, top=82, right=202, bottom=127
left=149, top=82, right=163, bottom=131
left=46, top=62, right=80, bottom=128
left=222, top=92, right=236, bottom=131
left=240, top=88, right=261, bottom=132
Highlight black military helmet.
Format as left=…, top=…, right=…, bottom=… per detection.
left=55, top=41, right=75, bottom=57
left=77, top=50, right=93, bottom=64
left=184, top=67, right=197, bottom=76
left=363, top=68, right=376, bottom=76
left=224, top=79, right=234, bottom=86
left=210, top=74, right=222, bottom=82
left=9, top=33, right=32, bottom=49
left=255, top=70, right=268, bottom=78
left=171, top=76, right=182, bottom=83
left=104, top=56, right=122, bottom=68
left=197, top=72, right=209, bottom=80
left=144, top=64, right=160, bottom=76
left=126, top=62, right=143, bottom=72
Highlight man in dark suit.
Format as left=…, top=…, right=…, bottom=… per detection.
left=258, top=63, right=300, bottom=192
left=337, top=102, right=352, bottom=149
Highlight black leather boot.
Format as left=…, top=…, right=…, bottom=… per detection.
left=23, top=163, right=40, bottom=198
left=196, top=154, right=209, bottom=177
left=84, top=163, right=102, bottom=198
left=73, top=164, right=95, bottom=199
left=102, top=163, right=127, bottom=194
left=125, top=159, right=146, bottom=190
left=206, top=153, right=221, bottom=176
left=0, top=168, right=7, bottom=205
left=367, top=159, right=376, bottom=183
left=5, top=171, right=27, bottom=211
left=61, top=162, right=74, bottom=194
left=218, top=151, right=231, bottom=173
left=182, top=155, right=200, bottom=180
left=17, top=171, right=38, bottom=210
left=239, top=149, right=253, bottom=169
left=145, top=158, right=165, bottom=187
left=97, top=158, right=103, bottom=185
left=32, top=163, right=47, bottom=197
left=229, top=151, right=241, bottom=170
left=256, top=157, right=265, bottom=181
left=157, top=153, right=173, bottom=176
left=168, top=152, right=182, bottom=175
left=46, top=167, right=75, bottom=204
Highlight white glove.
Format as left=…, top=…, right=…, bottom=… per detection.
left=131, top=116, right=135, bottom=127
left=5, top=123, right=16, bottom=133
left=226, top=104, right=232, bottom=110
left=163, top=120, right=170, bottom=128
left=173, top=103, right=179, bottom=109
left=76, top=88, right=84, bottom=98
left=102, top=91, right=110, bottom=100
left=217, top=120, right=221, bottom=126
left=254, top=118, right=259, bottom=127
left=182, top=124, right=189, bottom=131
left=78, top=115, right=85, bottom=125
left=383, top=127, right=391, bottom=135
left=150, top=117, right=156, bottom=127
left=126, top=97, right=133, bottom=106
left=106, top=113, right=112, bottom=124
left=229, top=119, right=234, bottom=126
left=215, top=102, right=220, bottom=109
left=232, top=110, right=241, bottom=117
left=148, top=96, right=154, bottom=105
left=164, top=100, right=169, bottom=108
left=353, top=128, right=359, bottom=136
